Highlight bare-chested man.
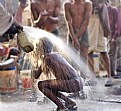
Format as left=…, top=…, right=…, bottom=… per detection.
left=64, top=0, right=92, bottom=60
left=34, top=37, right=84, bottom=111
left=31, top=0, right=61, bottom=36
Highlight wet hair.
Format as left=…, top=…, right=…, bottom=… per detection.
left=39, top=37, right=53, bottom=54
left=7, top=47, right=20, bottom=59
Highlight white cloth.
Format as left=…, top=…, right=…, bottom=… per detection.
left=88, top=14, right=108, bottom=53
left=0, top=0, right=19, bottom=15
left=0, top=3, right=13, bottom=36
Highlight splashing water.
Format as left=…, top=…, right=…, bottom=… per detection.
left=22, top=26, right=100, bottom=99
left=0, top=26, right=112, bottom=111
left=23, top=26, right=96, bottom=79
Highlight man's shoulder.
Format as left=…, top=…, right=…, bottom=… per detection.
left=85, top=0, right=92, bottom=6
left=31, top=1, right=39, bottom=5
left=108, top=5, right=117, bottom=10
left=64, top=2, right=72, bottom=8
left=64, top=1, right=72, bottom=5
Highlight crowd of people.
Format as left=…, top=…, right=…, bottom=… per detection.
left=0, top=0, right=121, bottom=111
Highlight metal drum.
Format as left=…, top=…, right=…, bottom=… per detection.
left=0, top=69, right=17, bottom=94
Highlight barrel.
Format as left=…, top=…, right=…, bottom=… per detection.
left=0, top=69, right=17, bottom=93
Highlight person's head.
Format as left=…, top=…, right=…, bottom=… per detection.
left=105, top=0, right=111, bottom=5
left=36, top=37, right=53, bottom=57
left=7, top=47, right=20, bottom=59
left=91, top=0, right=105, bottom=10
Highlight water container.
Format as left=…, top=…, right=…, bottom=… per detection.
left=0, top=69, right=17, bottom=94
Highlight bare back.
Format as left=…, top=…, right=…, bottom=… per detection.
left=42, top=53, right=79, bottom=80
left=31, top=0, right=60, bottom=32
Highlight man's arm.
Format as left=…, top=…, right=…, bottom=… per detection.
left=31, top=2, right=39, bottom=22
left=112, top=8, right=119, bottom=40
left=76, top=1, right=92, bottom=38
left=47, top=0, right=61, bottom=24
left=31, top=2, right=45, bottom=28
left=64, top=2, right=76, bottom=40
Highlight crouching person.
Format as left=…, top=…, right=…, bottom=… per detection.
left=34, top=37, right=84, bottom=111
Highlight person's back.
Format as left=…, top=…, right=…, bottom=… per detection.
left=31, top=0, right=61, bottom=35
left=43, top=52, right=79, bottom=80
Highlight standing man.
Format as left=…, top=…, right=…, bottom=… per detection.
left=106, top=0, right=121, bottom=78
left=88, top=0, right=113, bottom=86
left=63, top=0, right=92, bottom=98
left=63, top=0, right=92, bottom=62
left=30, top=0, right=61, bottom=36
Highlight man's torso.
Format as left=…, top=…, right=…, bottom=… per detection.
left=33, top=0, right=58, bottom=32
left=67, top=2, right=87, bottom=31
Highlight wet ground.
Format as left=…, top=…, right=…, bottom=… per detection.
left=1, top=71, right=121, bottom=111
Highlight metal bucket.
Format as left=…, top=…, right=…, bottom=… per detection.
left=0, top=69, right=17, bottom=94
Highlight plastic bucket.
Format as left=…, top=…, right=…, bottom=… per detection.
left=20, top=70, right=32, bottom=90
left=0, top=70, right=17, bottom=93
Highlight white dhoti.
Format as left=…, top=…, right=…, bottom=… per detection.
left=88, top=14, right=108, bottom=53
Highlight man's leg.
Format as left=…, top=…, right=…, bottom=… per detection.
left=109, top=41, right=117, bottom=76
left=100, top=52, right=113, bottom=86
left=88, top=52, right=95, bottom=74
left=38, top=80, right=66, bottom=110
left=101, top=52, right=111, bottom=78
left=38, top=79, right=81, bottom=110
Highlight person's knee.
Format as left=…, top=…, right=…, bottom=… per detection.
left=38, top=81, right=43, bottom=91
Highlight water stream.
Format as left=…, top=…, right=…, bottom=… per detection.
left=1, top=26, right=120, bottom=111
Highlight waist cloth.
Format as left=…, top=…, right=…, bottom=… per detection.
left=68, top=29, right=89, bottom=47
left=88, top=14, right=108, bottom=53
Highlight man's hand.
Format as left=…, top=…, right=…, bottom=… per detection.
left=13, top=22, right=23, bottom=32
left=40, top=10, right=49, bottom=17
left=72, top=37, right=80, bottom=50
